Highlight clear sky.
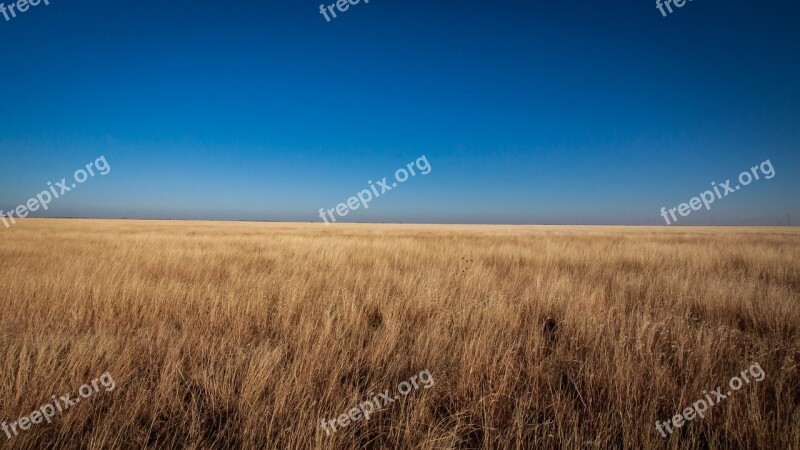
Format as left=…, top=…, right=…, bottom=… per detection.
left=0, top=0, right=798, bottom=225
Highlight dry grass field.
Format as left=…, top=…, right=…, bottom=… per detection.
left=0, top=219, right=799, bottom=449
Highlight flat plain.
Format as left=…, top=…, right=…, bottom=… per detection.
left=1, top=219, right=798, bottom=449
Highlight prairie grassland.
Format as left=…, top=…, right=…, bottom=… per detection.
left=0, top=219, right=799, bottom=449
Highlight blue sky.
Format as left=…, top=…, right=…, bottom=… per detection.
left=0, top=0, right=798, bottom=225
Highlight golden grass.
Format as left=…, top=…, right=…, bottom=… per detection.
left=1, top=219, right=799, bottom=449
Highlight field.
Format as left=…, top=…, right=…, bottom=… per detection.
left=1, top=219, right=799, bottom=449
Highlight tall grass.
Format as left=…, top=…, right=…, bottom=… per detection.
left=1, top=219, right=798, bottom=449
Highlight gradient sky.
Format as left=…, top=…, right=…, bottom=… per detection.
left=0, top=0, right=798, bottom=225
